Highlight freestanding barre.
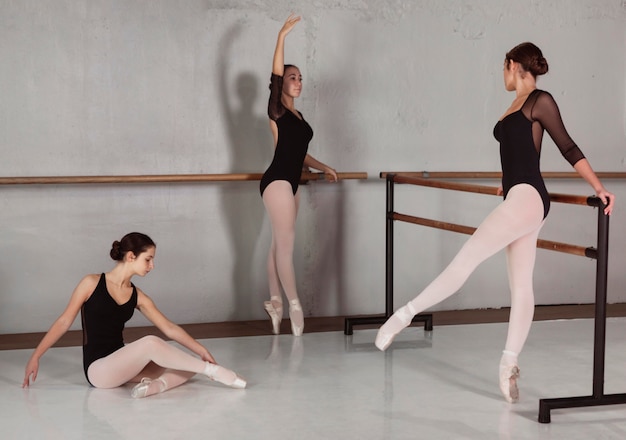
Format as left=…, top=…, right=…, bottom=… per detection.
left=352, top=171, right=624, bottom=423
left=342, top=170, right=594, bottom=333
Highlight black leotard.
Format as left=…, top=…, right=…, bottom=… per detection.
left=259, top=73, right=314, bottom=196
left=493, top=89, right=585, bottom=218
left=81, top=273, right=137, bottom=385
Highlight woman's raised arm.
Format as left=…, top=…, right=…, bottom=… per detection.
left=272, top=14, right=301, bottom=76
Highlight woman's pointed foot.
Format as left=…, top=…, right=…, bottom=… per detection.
left=289, top=299, right=304, bottom=336
left=374, top=302, right=416, bottom=351
left=499, top=351, right=520, bottom=403
left=204, top=363, right=247, bottom=389
left=264, top=296, right=283, bottom=335
left=500, top=365, right=519, bottom=403
left=130, top=377, right=167, bottom=398
left=499, top=364, right=520, bottom=403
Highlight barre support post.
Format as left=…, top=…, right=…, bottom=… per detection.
left=344, top=173, right=432, bottom=335
left=538, top=197, right=626, bottom=423
left=386, top=173, right=395, bottom=317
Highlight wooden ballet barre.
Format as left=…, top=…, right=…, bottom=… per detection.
left=393, top=175, right=498, bottom=196
left=0, top=171, right=367, bottom=186
left=393, top=213, right=594, bottom=258
left=380, top=171, right=626, bottom=179
left=301, top=171, right=368, bottom=181
left=388, top=174, right=596, bottom=207
left=0, top=173, right=262, bottom=185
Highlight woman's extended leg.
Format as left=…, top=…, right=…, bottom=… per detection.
left=263, top=181, right=304, bottom=335
left=375, top=184, right=544, bottom=350
left=87, top=335, right=245, bottom=393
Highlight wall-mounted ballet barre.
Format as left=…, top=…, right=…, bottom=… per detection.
left=0, top=171, right=368, bottom=186
left=345, top=172, right=624, bottom=423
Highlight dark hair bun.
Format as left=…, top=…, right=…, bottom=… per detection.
left=110, top=240, right=122, bottom=261
left=530, top=56, right=549, bottom=76
left=109, top=233, right=155, bottom=262
left=506, top=42, right=549, bottom=77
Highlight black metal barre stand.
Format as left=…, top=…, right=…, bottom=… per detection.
left=344, top=173, right=432, bottom=335
left=538, top=196, right=626, bottom=423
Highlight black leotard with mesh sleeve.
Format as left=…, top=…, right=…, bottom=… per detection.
left=81, top=273, right=137, bottom=385
left=259, top=73, right=314, bottom=196
left=493, top=89, right=585, bottom=218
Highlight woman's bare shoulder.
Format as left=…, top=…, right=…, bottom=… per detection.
left=75, top=273, right=102, bottom=293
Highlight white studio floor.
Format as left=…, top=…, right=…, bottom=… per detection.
left=1, top=318, right=626, bottom=440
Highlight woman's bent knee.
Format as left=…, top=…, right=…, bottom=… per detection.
left=135, top=335, right=166, bottom=349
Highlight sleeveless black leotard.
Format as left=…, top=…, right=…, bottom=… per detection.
left=493, top=89, right=585, bottom=219
left=259, top=73, right=314, bottom=196
left=81, top=273, right=137, bottom=385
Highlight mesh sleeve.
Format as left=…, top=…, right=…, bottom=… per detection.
left=531, top=91, right=585, bottom=166
left=267, top=73, right=285, bottom=121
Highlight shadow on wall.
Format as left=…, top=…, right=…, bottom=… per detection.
left=218, top=23, right=272, bottom=320
left=303, top=22, right=363, bottom=318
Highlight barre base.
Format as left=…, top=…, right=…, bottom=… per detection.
left=344, top=313, right=433, bottom=336
left=538, top=393, right=626, bottom=423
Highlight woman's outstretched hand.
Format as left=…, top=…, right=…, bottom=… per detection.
left=279, top=14, right=301, bottom=37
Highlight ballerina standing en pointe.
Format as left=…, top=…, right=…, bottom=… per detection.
left=375, top=42, right=614, bottom=403
left=259, top=14, right=337, bottom=336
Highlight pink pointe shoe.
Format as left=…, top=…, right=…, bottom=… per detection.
left=264, top=296, right=283, bottom=335
left=204, top=363, right=247, bottom=389
left=499, top=364, right=520, bottom=403
left=289, top=299, right=304, bottom=336
left=130, top=377, right=167, bottom=398
left=374, top=302, right=417, bottom=351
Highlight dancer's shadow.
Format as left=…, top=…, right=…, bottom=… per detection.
left=304, top=31, right=357, bottom=318
left=218, top=24, right=272, bottom=319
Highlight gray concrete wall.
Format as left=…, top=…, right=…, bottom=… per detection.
left=1, top=0, right=625, bottom=333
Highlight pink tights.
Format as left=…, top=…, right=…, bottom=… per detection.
left=87, top=335, right=240, bottom=396
left=262, top=181, right=304, bottom=331
left=379, top=184, right=545, bottom=356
